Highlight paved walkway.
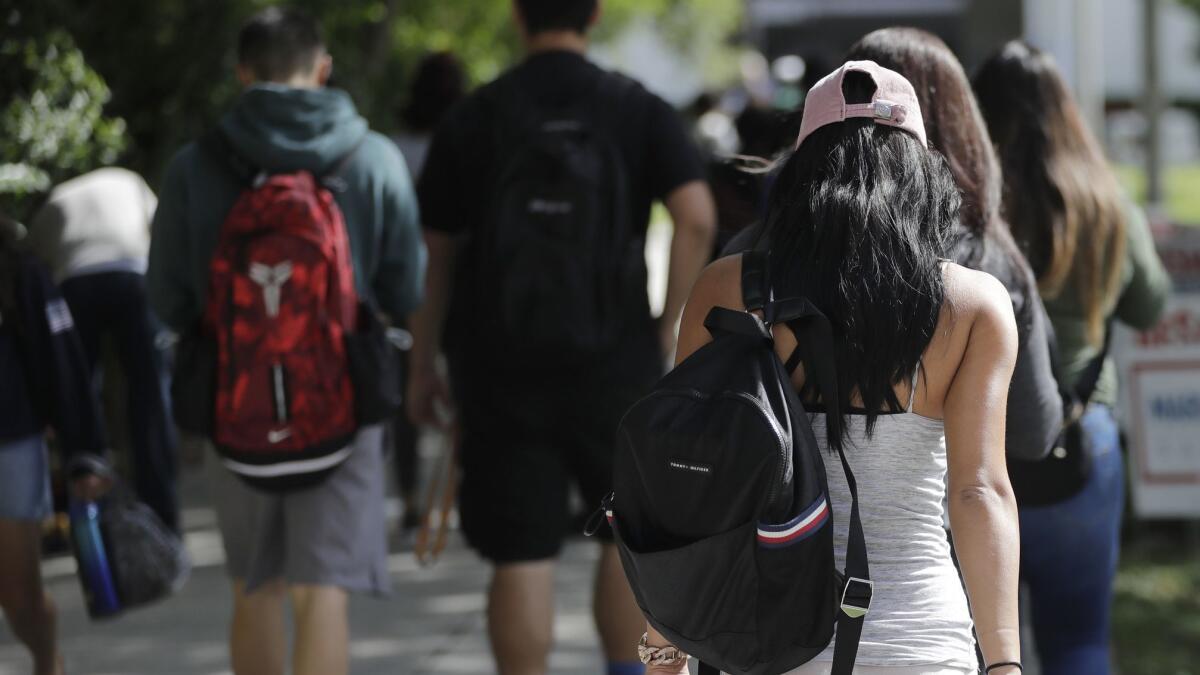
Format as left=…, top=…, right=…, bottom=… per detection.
left=0, top=468, right=606, bottom=675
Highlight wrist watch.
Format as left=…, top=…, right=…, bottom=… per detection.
left=638, top=632, right=689, bottom=666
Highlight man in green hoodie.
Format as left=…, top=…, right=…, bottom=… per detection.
left=147, top=8, right=424, bottom=675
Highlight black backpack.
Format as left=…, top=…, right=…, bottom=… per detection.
left=476, top=73, right=641, bottom=367
left=603, top=251, right=871, bottom=675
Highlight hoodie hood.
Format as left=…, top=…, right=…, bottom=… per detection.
left=221, top=84, right=368, bottom=173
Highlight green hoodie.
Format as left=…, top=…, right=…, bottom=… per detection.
left=148, top=84, right=424, bottom=330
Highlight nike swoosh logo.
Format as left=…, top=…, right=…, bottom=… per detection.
left=267, top=429, right=292, bottom=444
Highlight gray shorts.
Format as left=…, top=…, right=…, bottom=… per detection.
left=0, top=435, right=52, bottom=521
left=206, top=425, right=390, bottom=596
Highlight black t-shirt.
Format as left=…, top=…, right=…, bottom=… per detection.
left=420, top=50, right=703, bottom=238
left=419, top=50, right=705, bottom=383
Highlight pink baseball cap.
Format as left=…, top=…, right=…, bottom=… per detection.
left=795, top=60, right=927, bottom=149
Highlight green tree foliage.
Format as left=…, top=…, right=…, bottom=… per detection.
left=0, top=29, right=127, bottom=221
left=6, top=0, right=740, bottom=185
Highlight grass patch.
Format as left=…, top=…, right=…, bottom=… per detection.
left=1112, top=532, right=1200, bottom=675
left=1115, top=164, right=1200, bottom=226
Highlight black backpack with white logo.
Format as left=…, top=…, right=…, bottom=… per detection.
left=477, top=72, right=641, bottom=368
left=604, top=251, right=872, bottom=675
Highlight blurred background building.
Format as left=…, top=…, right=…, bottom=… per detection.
left=746, top=0, right=1200, bottom=219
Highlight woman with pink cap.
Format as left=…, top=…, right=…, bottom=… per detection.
left=642, top=62, right=1022, bottom=675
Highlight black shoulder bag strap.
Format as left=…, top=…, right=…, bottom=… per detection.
left=318, top=139, right=365, bottom=194
left=1075, top=319, right=1115, bottom=408
left=737, top=251, right=871, bottom=675
left=201, top=127, right=259, bottom=188
left=1048, top=317, right=1114, bottom=423
left=1045, top=319, right=1080, bottom=419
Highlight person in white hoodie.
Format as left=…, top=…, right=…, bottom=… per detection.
left=28, top=166, right=179, bottom=533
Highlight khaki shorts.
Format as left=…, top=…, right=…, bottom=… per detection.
left=205, top=425, right=390, bottom=596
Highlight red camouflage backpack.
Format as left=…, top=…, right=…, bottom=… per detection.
left=203, top=131, right=360, bottom=490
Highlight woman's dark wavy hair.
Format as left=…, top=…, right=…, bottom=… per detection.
left=846, top=28, right=1038, bottom=329
left=974, top=41, right=1127, bottom=346
left=761, top=71, right=959, bottom=452
left=400, top=51, right=467, bottom=132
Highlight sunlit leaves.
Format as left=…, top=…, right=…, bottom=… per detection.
left=0, top=29, right=126, bottom=219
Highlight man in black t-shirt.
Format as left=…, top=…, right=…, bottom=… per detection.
left=408, top=1, right=716, bottom=672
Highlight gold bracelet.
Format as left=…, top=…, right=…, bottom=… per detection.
left=637, top=633, right=689, bottom=666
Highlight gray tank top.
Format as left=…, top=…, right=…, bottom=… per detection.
left=803, top=369, right=978, bottom=671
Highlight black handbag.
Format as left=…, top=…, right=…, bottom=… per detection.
left=344, top=302, right=404, bottom=427
left=1008, top=323, right=1112, bottom=506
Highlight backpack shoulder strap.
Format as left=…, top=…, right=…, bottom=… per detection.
left=829, top=450, right=871, bottom=675
left=201, top=128, right=258, bottom=187
left=589, top=71, right=637, bottom=117
left=318, top=139, right=365, bottom=194
left=770, top=293, right=871, bottom=675
left=740, top=250, right=768, bottom=313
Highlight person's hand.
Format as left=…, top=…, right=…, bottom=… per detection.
left=642, top=627, right=691, bottom=675
left=646, top=663, right=690, bottom=675
left=70, top=473, right=113, bottom=502
left=406, top=360, right=454, bottom=429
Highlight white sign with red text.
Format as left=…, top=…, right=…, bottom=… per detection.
left=1116, top=228, right=1200, bottom=518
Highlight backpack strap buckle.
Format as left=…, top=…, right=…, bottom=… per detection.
left=840, top=576, right=873, bottom=619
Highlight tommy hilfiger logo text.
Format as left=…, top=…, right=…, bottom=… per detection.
left=669, top=460, right=713, bottom=475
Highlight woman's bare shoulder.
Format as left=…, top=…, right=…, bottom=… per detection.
left=689, top=253, right=747, bottom=314
left=939, top=262, right=1018, bottom=368
left=675, top=254, right=749, bottom=365
left=942, top=262, right=1015, bottom=327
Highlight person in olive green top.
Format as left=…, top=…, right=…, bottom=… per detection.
left=1041, top=203, right=1171, bottom=407
left=975, top=42, right=1170, bottom=675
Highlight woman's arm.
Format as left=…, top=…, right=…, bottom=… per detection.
left=675, top=256, right=743, bottom=366
left=943, top=271, right=1022, bottom=673
left=644, top=625, right=690, bottom=675
left=1113, top=204, right=1171, bottom=330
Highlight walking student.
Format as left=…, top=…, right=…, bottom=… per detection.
left=646, top=62, right=1022, bottom=675
left=845, top=28, right=1062, bottom=464
left=29, top=167, right=181, bottom=532
left=388, top=49, right=468, bottom=533
left=147, top=7, right=424, bottom=675
left=392, top=51, right=467, bottom=181
left=407, top=0, right=717, bottom=672
left=0, top=213, right=110, bottom=675
left=975, top=41, right=1171, bottom=675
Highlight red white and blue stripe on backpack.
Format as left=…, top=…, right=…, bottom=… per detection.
left=757, top=495, right=830, bottom=548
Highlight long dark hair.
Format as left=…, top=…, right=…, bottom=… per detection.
left=762, top=71, right=959, bottom=452
left=400, top=51, right=467, bottom=132
left=974, top=41, right=1127, bottom=346
left=846, top=28, right=1038, bottom=324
